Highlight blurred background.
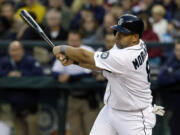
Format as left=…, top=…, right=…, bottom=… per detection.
left=0, top=0, right=180, bottom=135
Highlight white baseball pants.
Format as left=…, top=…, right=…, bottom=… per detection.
left=90, top=105, right=156, bottom=135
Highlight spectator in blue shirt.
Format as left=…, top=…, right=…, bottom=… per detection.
left=158, top=41, right=180, bottom=135
left=0, top=41, right=43, bottom=77
left=0, top=41, right=42, bottom=135
left=158, top=43, right=180, bottom=86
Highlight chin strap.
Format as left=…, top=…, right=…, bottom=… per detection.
left=152, top=104, right=165, bottom=116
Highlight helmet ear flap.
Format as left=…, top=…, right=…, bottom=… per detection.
left=113, top=30, right=117, bottom=36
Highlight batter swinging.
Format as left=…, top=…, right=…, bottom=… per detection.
left=53, top=14, right=164, bottom=135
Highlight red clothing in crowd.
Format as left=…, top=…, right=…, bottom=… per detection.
left=142, top=29, right=162, bottom=58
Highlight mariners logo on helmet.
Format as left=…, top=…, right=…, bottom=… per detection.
left=111, top=14, right=144, bottom=38
left=118, top=18, right=123, bottom=25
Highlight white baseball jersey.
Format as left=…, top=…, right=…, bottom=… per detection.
left=94, top=39, right=152, bottom=111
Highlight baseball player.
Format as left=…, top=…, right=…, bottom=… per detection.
left=53, top=14, right=164, bottom=135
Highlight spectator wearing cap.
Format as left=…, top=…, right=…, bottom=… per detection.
left=48, top=0, right=72, bottom=30
left=151, top=4, right=169, bottom=41
left=44, top=9, right=68, bottom=41
left=15, top=0, right=46, bottom=24
left=95, top=13, right=116, bottom=42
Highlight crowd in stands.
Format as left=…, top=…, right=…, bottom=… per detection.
left=0, top=0, right=180, bottom=135
left=0, top=0, right=179, bottom=66
left=0, top=0, right=180, bottom=43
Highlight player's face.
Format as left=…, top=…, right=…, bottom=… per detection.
left=115, top=32, right=137, bottom=49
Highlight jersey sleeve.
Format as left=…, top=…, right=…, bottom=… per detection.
left=94, top=50, right=125, bottom=74
left=51, top=60, right=64, bottom=73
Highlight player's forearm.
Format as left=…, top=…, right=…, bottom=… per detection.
left=65, top=46, right=94, bottom=64
left=65, top=47, right=101, bottom=70
left=53, top=45, right=95, bottom=65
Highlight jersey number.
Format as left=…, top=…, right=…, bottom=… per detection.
left=146, top=60, right=150, bottom=82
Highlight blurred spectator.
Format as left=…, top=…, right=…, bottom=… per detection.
left=171, top=0, right=180, bottom=30
left=121, top=0, right=133, bottom=13
left=132, top=0, right=156, bottom=15
left=79, top=14, right=98, bottom=44
left=139, top=13, right=162, bottom=65
left=0, top=41, right=41, bottom=135
left=52, top=31, right=99, bottom=135
left=96, top=13, right=116, bottom=42
left=151, top=4, right=169, bottom=41
left=158, top=42, right=180, bottom=86
left=0, top=41, right=43, bottom=77
left=71, top=0, right=103, bottom=14
left=140, top=13, right=159, bottom=41
left=0, top=1, right=22, bottom=39
left=158, top=42, right=180, bottom=135
left=44, top=9, right=68, bottom=41
left=162, top=0, right=175, bottom=21
left=0, top=16, right=13, bottom=40
left=17, top=12, right=43, bottom=40
left=166, top=22, right=180, bottom=41
left=70, top=3, right=94, bottom=29
left=71, top=2, right=105, bottom=27
left=15, top=0, right=46, bottom=23
left=109, top=3, right=123, bottom=18
left=48, top=0, right=72, bottom=30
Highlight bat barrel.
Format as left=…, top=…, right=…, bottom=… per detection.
left=20, top=10, right=55, bottom=48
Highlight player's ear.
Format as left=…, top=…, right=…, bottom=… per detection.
left=134, top=34, right=139, bottom=39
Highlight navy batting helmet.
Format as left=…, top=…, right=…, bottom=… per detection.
left=112, top=14, right=144, bottom=38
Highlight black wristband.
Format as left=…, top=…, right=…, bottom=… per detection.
left=60, top=45, right=67, bottom=55
left=73, top=61, right=79, bottom=65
